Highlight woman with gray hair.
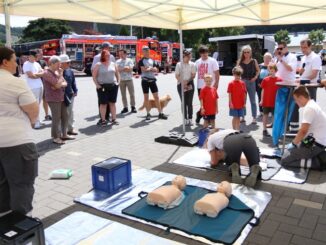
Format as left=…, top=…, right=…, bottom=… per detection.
left=43, top=56, right=73, bottom=144
left=237, top=45, right=260, bottom=124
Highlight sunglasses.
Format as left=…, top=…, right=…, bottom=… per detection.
left=277, top=47, right=284, bottom=50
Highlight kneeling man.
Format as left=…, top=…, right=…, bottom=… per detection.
left=281, top=86, right=326, bottom=169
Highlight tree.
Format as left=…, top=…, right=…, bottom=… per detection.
left=308, top=29, right=325, bottom=52
left=119, top=25, right=129, bottom=36
left=274, top=29, right=291, bottom=44
left=20, top=18, right=72, bottom=42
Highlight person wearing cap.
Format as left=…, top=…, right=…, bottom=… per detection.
left=175, top=50, right=196, bottom=125
left=139, top=46, right=168, bottom=120
left=91, top=42, right=115, bottom=71
left=60, top=54, right=78, bottom=135
left=43, top=56, right=74, bottom=144
left=23, top=50, right=44, bottom=129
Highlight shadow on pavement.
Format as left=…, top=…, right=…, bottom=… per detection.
left=36, top=139, right=62, bottom=156
left=79, top=124, right=112, bottom=136
left=129, top=118, right=159, bottom=128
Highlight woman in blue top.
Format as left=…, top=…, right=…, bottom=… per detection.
left=257, top=52, right=272, bottom=116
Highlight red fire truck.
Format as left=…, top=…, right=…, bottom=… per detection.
left=60, top=34, right=162, bottom=75
left=13, top=39, right=60, bottom=57
left=159, top=41, right=181, bottom=72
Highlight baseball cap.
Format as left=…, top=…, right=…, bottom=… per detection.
left=59, top=54, right=71, bottom=63
left=183, top=50, right=191, bottom=56
left=142, top=46, right=150, bottom=51
left=101, top=42, right=113, bottom=49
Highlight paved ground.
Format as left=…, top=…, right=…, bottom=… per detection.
left=30, top=73, right=326, bottom=244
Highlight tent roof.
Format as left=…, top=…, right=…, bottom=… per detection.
left=1, top=0, right=326, bottom=30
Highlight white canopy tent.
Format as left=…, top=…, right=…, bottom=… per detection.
left=2, top=0, right=326, bottom=133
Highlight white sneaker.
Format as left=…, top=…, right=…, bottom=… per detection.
left=34, top=121, right=41, bottom=129
left=188, top=119, right=193, bottom=126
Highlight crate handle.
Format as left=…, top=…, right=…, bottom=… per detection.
left=138, top=191, right=148, bottom=199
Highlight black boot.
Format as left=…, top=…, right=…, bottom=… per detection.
left=244, top=165, right=262, bottom=188
left=230, top=163, right=243, bottom=184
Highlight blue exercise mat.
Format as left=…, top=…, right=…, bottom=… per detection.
left=122, top=183, right=257, bottom=245
left=272, top=87, right=296, bottom=146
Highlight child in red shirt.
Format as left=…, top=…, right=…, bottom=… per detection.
left=260, top=63, right=282, bottom=137
left=228, top=67, right=247, bottom=130
left=200, top=74, right=218, bottom=128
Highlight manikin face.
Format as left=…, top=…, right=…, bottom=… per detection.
left=217, top=181, right=232, bottom=197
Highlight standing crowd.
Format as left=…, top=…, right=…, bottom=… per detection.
left=1, top=36, right=326, bottom=215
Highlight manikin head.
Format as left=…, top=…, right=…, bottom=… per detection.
left=172, top=175, right=187, bottom=190
left=217, top=181, right=232, bottom=198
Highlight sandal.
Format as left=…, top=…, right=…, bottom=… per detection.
left=53, top=138, right=65, bottom=145
left=111, top=119, right=119, bottom=125
left=61, top=135, right=75, bottom=140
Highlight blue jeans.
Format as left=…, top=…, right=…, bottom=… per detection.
left=244, top=79, right=257, bottom=118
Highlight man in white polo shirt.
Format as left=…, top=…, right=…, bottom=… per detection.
left=275, top=41, right=297, bottom=83
left=281, top=86, right=326, bottom=169
left=299, top=38, right=321, bottom=101
left=195, top=45, right=220, bottom=124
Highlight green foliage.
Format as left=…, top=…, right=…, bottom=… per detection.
left=20, top=18, right=72, bottom=43
left=308, top=29, right=325, bottom=52
left=119, top=25, right=130, bottom=36
left=274, top=29, right=291, bottom=44
left=0, top=25, right=24, bottom=43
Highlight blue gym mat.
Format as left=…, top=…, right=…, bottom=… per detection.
left=122, top=182, right=257, bottom=245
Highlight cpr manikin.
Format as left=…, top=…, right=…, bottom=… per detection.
left=194, top=181, right=232, bottom=218
left=147, top=175, right=186, bottom=209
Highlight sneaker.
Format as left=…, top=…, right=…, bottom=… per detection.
left=44, top=115, right=52, bottom=121
left=251, top=118, right=257, bottom=124
left=121, top=107, right=128, bottom=114
left=188, top=119, right=193, bottom=126
left=266, top=123, right=273, bottom=128
left=34, top=121, right=41, bottom=129
left=145, top=113, right=151, bottom=121
left=158, top=113, right=168, bottom=120
left=263, top=129, right=271, bottom=137
left=131, top=106, right=137, bottom=113
left=240, top=117, right=246, bottom=123
left=230, top=163, right=243, bottom=185
left=244, top=165, right=262, bottom=188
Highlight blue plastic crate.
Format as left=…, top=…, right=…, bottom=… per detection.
left=92, top=157, right=132, bottom=195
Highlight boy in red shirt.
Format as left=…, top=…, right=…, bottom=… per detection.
left=200, top=74, right=218, bottom=128
left=228, top=67, right=247, bottom=130
left=260, top=63, right=282, bottom=137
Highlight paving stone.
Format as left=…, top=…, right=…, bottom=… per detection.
left=269, top=213, right=299, bottom=225
left=293, top=199, right=323, bottom=210
left=245, top=233, right=270, bottom=245
left=310, top=193, right=326, bottom=204
left=286, top=204, right=305, bottom=219
left=291, top=235, right=326, bottom=245
left=278, top=223, right=313, bottom=238
left=276, top=197, right=294, bottom=209
left=257, top=220, right=280, bottom=237
left=269, top=231, right=292, bottom=245
left=299, top=213, right=319, bottom=229
left=312, top=223, right=326, bottom=242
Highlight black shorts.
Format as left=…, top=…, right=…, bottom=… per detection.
left=203, top=114, right=216, bottom=120
left=263, top=107, right=274, bottom=115
left=141, top=79, right=158, bottom=94
left=97, top=84, right=119, bottom=104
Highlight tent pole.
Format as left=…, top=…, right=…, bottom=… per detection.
left=178, top=25, right=185, bottom=134
left=4, top=0, right=12, bottom=48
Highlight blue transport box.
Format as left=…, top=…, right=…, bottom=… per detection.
left=92, top=157, right=132, bottom=195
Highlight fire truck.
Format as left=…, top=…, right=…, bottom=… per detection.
left=13, top=39, right=60, bottom=58
left=159, top=41, right=181, bottom=72
left=60, top=34, right=162, bottom=75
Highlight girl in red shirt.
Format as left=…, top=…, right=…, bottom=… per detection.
left=200, top=74, right=218, bottom=128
